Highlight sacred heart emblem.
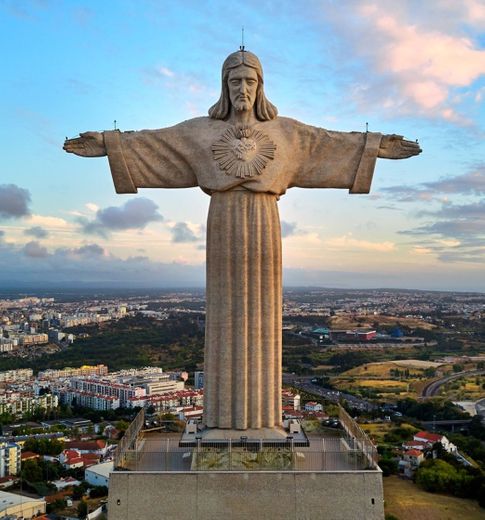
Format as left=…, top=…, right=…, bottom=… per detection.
left=212, top=126, right=276, bottom=178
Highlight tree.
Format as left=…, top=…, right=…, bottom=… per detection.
left=89, top=485, right=109, bottom=498
left=21, top=460, right=42, bottom=483
left=77, top=499, right=88, bottom=518
left=379, top=457, right=398, bottom=477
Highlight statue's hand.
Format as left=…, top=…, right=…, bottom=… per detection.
left=63, top=131, right=106, bottom=157
left=378, top=134, right=422, bottom=160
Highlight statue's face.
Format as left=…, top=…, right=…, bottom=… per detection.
left=227, top=65, right=258, bottom=113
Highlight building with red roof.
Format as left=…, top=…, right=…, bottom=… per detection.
left=413, top=431, right=457, bottom=454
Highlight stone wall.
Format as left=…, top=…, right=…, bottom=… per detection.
left=108, top=470, right=384, bottom=519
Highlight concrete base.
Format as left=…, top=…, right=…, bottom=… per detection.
left=108, top=470, right=384, bottom=520
left=180, top=421, right=309, bottom=447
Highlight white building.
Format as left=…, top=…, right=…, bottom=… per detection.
left=58, top=390, right=120, bottom=410
left=304, top=401, right=323, bottom=412
left=413, top=431, right=457, bottom=454
left=70, top=378, right=145, bottom=406
left=0, top=490, right=45, bottom=518
left=85, top=461, right=113, bottom=488
left=0, top=369, right=33, bottom=383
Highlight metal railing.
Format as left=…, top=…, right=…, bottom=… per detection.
left=112, top=406, right=379, bottom=472
left=113, top=407, right=145, bottom=469
left=116, top=435, right=376, bottom=472
left=338, top=406, right=378, bottom=467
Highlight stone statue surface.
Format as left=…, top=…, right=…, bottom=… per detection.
left=64, top=50, right=421, bottom=431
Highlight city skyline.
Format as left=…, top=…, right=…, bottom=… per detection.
left=1, top=0, right=484, bottom=291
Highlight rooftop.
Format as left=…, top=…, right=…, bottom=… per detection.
left=113, top=407, right=379, bottom=474
left=0, top=490, right=45, bottom=510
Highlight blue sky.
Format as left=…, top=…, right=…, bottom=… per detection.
left=1, top=0, right=484, bottom=291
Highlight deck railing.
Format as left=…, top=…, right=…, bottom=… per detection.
left=116, top=435, right=377, bottom=472
left=113, top=407, right=145, bottom=469
left=338, top=405, right=378, bottom=467
left=113, top=406, right=379, bottom=472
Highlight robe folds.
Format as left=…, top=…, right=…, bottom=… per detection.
left=103, top=116, right=382, bottom=430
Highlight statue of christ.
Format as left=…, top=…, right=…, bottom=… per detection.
left=64, top=50, right=420, bottom=431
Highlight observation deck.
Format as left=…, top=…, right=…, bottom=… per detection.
left=108, top=407, right=384, bottom=519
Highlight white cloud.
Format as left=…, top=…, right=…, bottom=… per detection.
left=326, top=233, right=395, bottom=252
left=413, top=246, right=433, bottom=255
left=158, top=66, right=175, bottom=78
left=28, top=214, right=71, bottom=228
left=85, top=202, right=99, bottom=213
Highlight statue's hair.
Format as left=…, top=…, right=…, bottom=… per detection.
left=209, top=51, right=278, bottom=121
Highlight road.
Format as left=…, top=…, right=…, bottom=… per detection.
left=420, top=369, right=485, bottom=398
left=475, top=397, right=485, bottom=421
left=283, top=374, right=376, bottom=411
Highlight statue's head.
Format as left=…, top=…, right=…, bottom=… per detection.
left=209, top=50, right=278, bottom=121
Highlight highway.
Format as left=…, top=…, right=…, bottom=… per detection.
left=420, top=369, right=485, bottom=398
left=283, top=374, right=376, bottom=412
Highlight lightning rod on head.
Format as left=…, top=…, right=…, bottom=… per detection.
left=114, top=120, right=117, bottom=130
left=240, top=26, right=245, bottom=51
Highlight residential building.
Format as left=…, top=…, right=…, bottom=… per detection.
left=413, top=431, right=457, bottom=454
left=126, top=389, right=204, bottom=411
left=0, top=393, right=58, bottom=416
left=304, top=401, right=323, bottom=412
left=282, top=390, right=301, bottom=410
left=70, top=378, right=146, bottom=406
left=0, top=490, right=45, bottom=518
left=58, top=389, right=120, bottom=410
left=399, top=449, right=424, bottom=478
left=85, top=461, right=113, bottom=488
left=0, top=443, right=21, bottom=477
left=65, top=439, right=107, bottom=457
left=38, top=364, right=108, bottom=379
left=0, top=369, right=33, bottom=383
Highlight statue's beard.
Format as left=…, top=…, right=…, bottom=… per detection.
left=233, top=99, right=253, bottom=112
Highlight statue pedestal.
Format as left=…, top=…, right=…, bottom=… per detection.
left=108, top=470, right=384, bottom=519
left=108, top=428, right=384, bottom=519
left=179, top=421, right=309, bottom=448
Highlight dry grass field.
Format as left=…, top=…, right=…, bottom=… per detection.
left=344, top=360, right=444, bottom=378
left=360, top=422, right=393, bottom=443
left=328, top=314, right=436, bottom=330
left=439, top=375, right=485, bottom=401
left=361, top=421, right=418, bottom=444
left=384, top=476, right=484, bottom=520
left=332, top=360, right=448, bottom=399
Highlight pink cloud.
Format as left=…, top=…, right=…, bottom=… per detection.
left=328, top=2, right=485, bottom=123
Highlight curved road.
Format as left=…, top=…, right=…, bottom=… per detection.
left=421, top=369, right=485, bottom=398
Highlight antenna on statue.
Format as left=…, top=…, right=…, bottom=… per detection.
left=365, top=122, right=369, bottom=133
left=240, top=26, right=245, bottom=51
left=114, top=120, right=117, bottom=130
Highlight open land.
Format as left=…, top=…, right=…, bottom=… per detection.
left=384, top=476, right=485, bottom=520
left=330, top=360, right=451, bottom=400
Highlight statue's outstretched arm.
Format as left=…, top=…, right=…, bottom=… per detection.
left=63, top=131, right=106, bottom=157
left=378, top=134, right=421, bottom=160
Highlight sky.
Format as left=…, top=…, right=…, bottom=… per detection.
left=1, top=0, right=484, bottom=292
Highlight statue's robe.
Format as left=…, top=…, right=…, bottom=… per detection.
left=103, top=116, right=382, bottom=430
